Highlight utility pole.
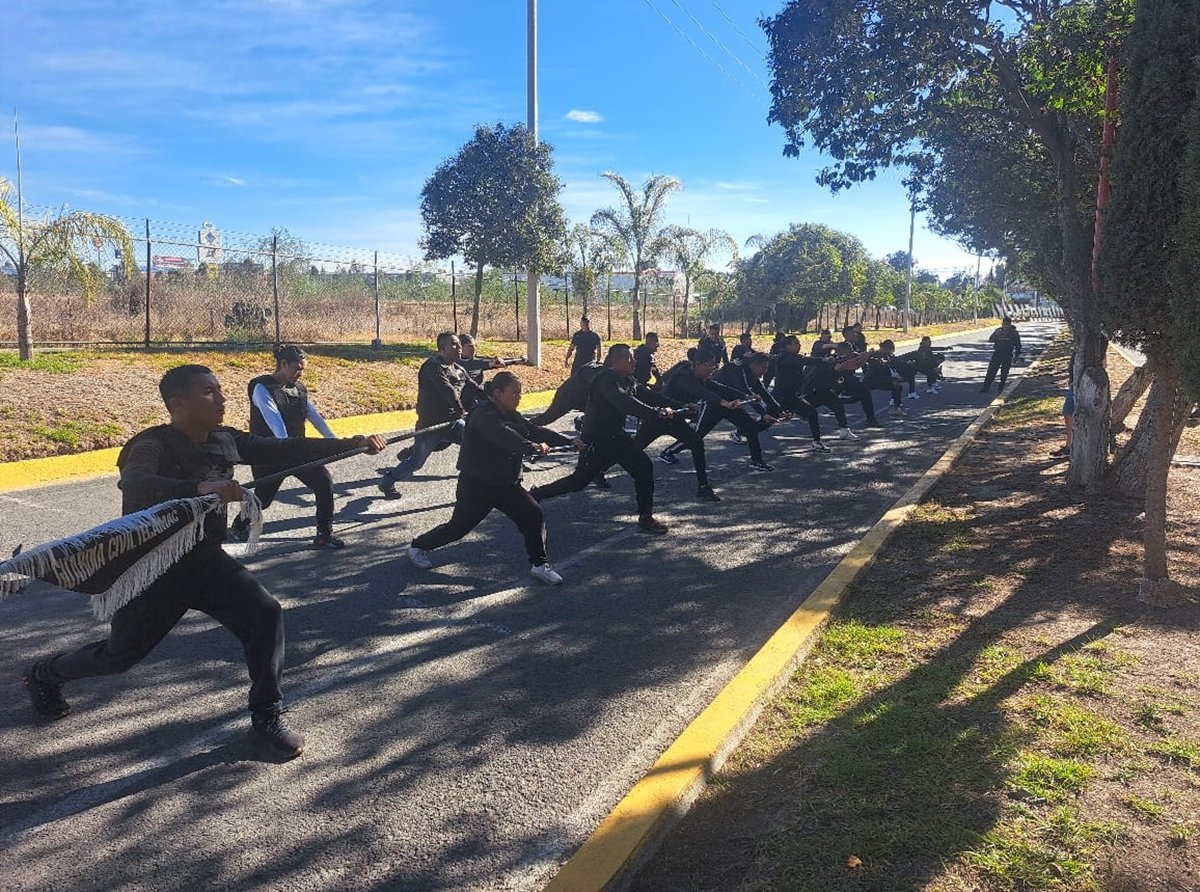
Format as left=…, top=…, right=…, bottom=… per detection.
left=525, top=0, right=542, bottom=366
left=903, top=203, right=915, bottom=335
left=973, top=254, right=981, bottom=324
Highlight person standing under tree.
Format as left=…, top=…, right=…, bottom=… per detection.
left=21, top=364, right=386, bottom=758
left=982, top=316, right=1022, bottom=392
left=228, top=345, right=346, bottom=549
left=565, top=315, right=602, bottom=375
left=697, top=323, right=730, bottom=367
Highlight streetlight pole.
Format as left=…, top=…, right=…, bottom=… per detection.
left=525, top=0, right=542, bottom=366
left=903, top=203, right=915, bottom=335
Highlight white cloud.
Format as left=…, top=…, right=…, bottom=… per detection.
left=221, top=176, right=247, bottom=187
left=715, top=181, right=761, bottom=192
left=566, top=109, right=604, bottom=124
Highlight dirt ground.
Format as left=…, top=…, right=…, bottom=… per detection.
left=0, top=320, right=995, bottom=462
left=634, top=344, right=1200, bottom=891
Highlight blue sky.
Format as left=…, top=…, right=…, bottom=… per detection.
left=4, top=0, right=981, bottom=275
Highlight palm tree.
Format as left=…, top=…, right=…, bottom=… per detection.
left=562, top=223, right=624, bottom=318
left=662, top=225, right=738, bottom=336
left=1, top=178, right=135, bottom=359
left=590, top=172, right=681, bottom=339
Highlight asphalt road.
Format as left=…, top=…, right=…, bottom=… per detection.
left=0, top=322, right=1061, bottom=892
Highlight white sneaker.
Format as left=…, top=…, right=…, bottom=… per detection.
left=837, top=427, right=859, bottom=440
left=907, top=392, right=920, bottom=400
left=530, top=563, right=563, bottom=585
left=407, top=544, right=433, bottom=570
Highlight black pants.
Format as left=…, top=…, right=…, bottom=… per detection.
left=866, top=371, right=904, bottom=407
left=413, top=476, right=548, bottom=565
left=773, top=391, right=823, bottom=440
left=984, top=353, right=1013, bottom=389
left=837, top=377, right=878, bottom=422
left=529, top=387, right=583, bottom=426
left=248, top=464, right=334, bottom=536
left=891, top=361, right=919, bottom=395
left=806, top=390, right=850, bottom=428
left=634, top=416, right=709, bottom=487
left=42, top=550, right=284, bottom=713
left=534, top=435, right=654, bottom=515
left=667, top=402, right=771, bottom=462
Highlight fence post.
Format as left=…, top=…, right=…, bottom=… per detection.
left=606, top=279, right=613, bottom=340
left=271, top=235, right=281, bottom=346
left=451, top=260, right=458, bottom=333
left=143, top=219, right=151, bottom=347
left=372, top=250, right=382, bottom=348
left=564, top=272, right=570, bottom=338
left=514, top=272, right=520, bottom=340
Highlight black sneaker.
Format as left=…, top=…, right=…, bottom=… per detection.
left=378, top=477, right=401, bottom=500
left=22, top=664, right=69, bottom=720
left=313, top=534, right=345, bottom=550
left=696, top=485, right=722, bottom=502
left=592, top=476, right=612, bottom=490
left=658, top=449, right=679, bottom=465
left=749, top=460, right=775, bottom=472
left=228, top=516, right=250, bottom=543
left=729, top=431, right=746, bottom=444
left=810, top=440, right=832, bottom=453
left=864, top=420, right=885, bottom=429
left=251, top=706, right=305, bottom=759
left=637, top=515, right=669, bottom=535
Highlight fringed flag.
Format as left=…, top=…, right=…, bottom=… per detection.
left=0, top=491, right=262, bottom=620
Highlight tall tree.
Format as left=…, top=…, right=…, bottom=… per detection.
left=662, top=225, right=738, bottom=336
left=591, top=172, right=681, bottom=339
left=0, top=178, right=135, bottom=360
left=561, top=223, right=623, bottom=318
left=739, top=223, right=850, bottom=332
left=1095, top=0, right=1200, bottom=605
left=420, top=123, right=566, bottom=337
left=762, top=0, right=1134, bottom=488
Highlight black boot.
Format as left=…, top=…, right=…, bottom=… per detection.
left=22, top=662, right=70, bottom=720
left=251, top=705, right=305, bottom=759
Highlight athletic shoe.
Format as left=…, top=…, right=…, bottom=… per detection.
left=907, top=392, right=920, bottom=400
left=22, top=664, right=69, bottom=719
left=837, top=427, right=859, bottom=440
left=749, top=460, right=775, bottom=472
left=729, top=431, right=746, bottom=444
left=250, top=706, right=305, bottom=759
left=529, top=563, right=563, bottom=585
left=865, top=420, right=885, bottom=429
left=313, top=534, right=345, bottom=550
left=378, top=478, right=401, bottom=500
left=227, top=516, right=250, bottom=543
left=696, top=485, right=722, bottom=502
left=658, top=449, right=679, bottom=465
left=889, top=404, right=906, bottom=414
left=592, top=476, right=612, bottom=490
left=810, top=440, right=831, bottom=453
left=637, top=515, right=669, bottom=535
left=407, top=544, right=433, bottom=570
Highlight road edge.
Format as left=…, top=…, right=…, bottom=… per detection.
left=542, top=337, right=1060, bottom=892
left=0, top=390, right=557, bottom=494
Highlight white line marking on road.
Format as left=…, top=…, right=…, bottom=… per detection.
left=0, top=494, right=69, bottom=513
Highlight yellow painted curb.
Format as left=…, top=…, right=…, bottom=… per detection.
left=543, top=342, right=1055, bottom=891
left=0, top=389, right=556, bottom=494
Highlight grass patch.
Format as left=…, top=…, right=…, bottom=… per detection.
left=1022, top=695, right=1126, bottom=758
left=1149, top=736, right=1200, bottom=768
left=1124, top=795, right=1165, bottom=822
left=1029, top=648, right=1131, bottom=698
left=29, top=419, right=123, bottom=449
left=992, top=395, right=1063, bottom=429
left=1009, top=752, right=1096, bottom=802
left=0, top=351, right=84, bottom=373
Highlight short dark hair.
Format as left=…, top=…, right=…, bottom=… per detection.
left=820, top=329, right=832, bottom=337
left=159, top=364, right=212, bottom=408
left=834, top=342, right=853, bottom=355
left=485, top=370, right=521, bottom=397
left=1003, top=316, right=1013, bottom=324
left=646, top=331, right=659, bottom=341
left=783, top=335, right=800, bottom=348
left=880, top=339, right=896, bottom=351
left=694, top=348, right=717, bottom=365
left=580, top=315, right=591, bottom=324
left=740, top=332, right=752, bottom=343
left=745, top=351, right=770, bottom=367
left=603, top=344, right=632, bottom=366
left=708, top=323, right=720, bottom=332
left=274, top=344, right=306, bottom=366
left=459, top=333, right=476, bottom=346
left=436, top=331, right=459, bottom=350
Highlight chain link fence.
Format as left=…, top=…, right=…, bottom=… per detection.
left=0, top=212, right=687, bottom=347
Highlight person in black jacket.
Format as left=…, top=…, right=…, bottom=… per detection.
left=657, top=349, right=754, bottom=481
left=697, top=324, right=730, bottom=367
left=828, top=343, right=882, bottom=427
left=731, top=332, right=754, bottom=363
left=20, top=364, right=386, bottom=758
left=770, top=335, right=841, bottom=451
left=811, top=329, right=835, bottom=358
left=565, top=316, right=603, bottom=374
left=228, top=345, right=346, bottom=549
left=379, top=332, right=484, bottom=499
left=459, top=334, right=525, bottom=409
left=862, top=348, right=906, bottom=412
left=408, top=372, right=575, bottom=585
left=897, top=336, right=945, bottom=393
left=632, top=332, right=662, bottom=388
left=530, top=344, right=673, bottom=535
left=982, top=317, right=1022, bottom=391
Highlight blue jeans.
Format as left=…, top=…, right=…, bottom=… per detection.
left=383, top=420, right=465, bottom=482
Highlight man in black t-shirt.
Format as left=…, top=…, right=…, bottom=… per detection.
left=565, top=316, right=602, bottom=374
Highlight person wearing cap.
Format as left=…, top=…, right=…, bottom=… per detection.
left=565, top=315, right=603, bottom=375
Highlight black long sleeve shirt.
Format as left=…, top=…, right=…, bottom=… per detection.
left=457, top=402, right=572, bottom=486
left=662, top=362, right=744, bottom=405
left=581, top=369, right=675, bottom=443
left=714, top=361, right=783, bottom=415
left=416, top=356, right=485, bottom=428
left=989, top=326, right=1022, bottom=360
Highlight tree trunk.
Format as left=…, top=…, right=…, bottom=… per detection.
left=1111, top=358, right=1193, bottom=498
left=1110, top=361, right=1153, bottom=436
left=1065, top=326, right=1112, bottom=489
left=17, top=264, right=33, bottom=361
left=681, top=276, right=691, bottom=338
left=1127, top=359, right=1192, bottom=607
left=632, top=272, right=642, bottom=340
left=470, top=261, right=484, bottom=339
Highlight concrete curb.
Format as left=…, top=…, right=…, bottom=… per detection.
left=542, top=342, right=1056, bottom=891
left=0, top=389, right=556, bottom=494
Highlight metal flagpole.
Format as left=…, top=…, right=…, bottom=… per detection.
left=525, top=0, right=542, bottom=366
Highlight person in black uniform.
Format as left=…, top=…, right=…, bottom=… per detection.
left=697, top=324, right=730, bottom=367
left=21, top=364, right=386, bottom=758
left=713, top=352, right=787, bottom=470
left=799, top=347, right=862, bottom=441
left=731, top=332, right=754, bottom=363
left=830, top=342, right=883, bottom=427
left=379, top=332, right=484, bottom=499
left=770, top=335, right=839, bottom=451
left=530, top=344, right=672, bottom=535
left=862, top=347, right=906, bottom=413
left=849, top=322, right=868, bottom=353
left=407, top=371, right=576, bottom=585
left=662, top=351, right=780, bottom=471
left=876, top=339, right=921, bottom=400
left=658, top=348, right=757, bottom=479
left=228, top=345, right=345, bottom=549
left=811, top=329, right=836, bottom=358
left=898, top=336, right=945, bottom=393
left=982, top=317, right=1022, bottom=391
left=565, top=315, right=602, bottom=374
left=633, top=332, right=662, bottom=388
left=528, top=361, right=603, bottom=428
